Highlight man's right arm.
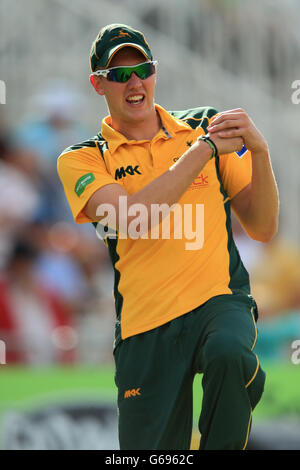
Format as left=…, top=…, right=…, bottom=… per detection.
left=84, top=134, right=243, bottom=231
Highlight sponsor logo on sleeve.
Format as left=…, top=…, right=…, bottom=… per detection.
left=75, top=173, right=95, bottom=197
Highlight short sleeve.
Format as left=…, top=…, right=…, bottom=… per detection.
left=218, top=147, right=252, bottom=199
left=57, top=147, right=117, bottom=224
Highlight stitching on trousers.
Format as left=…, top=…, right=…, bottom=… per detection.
left=245, top=354, right=259, bottom=388
left=250, top=307, right=258, bottom=351
left=243, top=410, right=252, bottom=450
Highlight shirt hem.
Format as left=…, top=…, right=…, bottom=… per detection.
left=119, top=286, right=234, bottom=341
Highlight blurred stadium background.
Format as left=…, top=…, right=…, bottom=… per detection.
left=0, top=0, right=300, bottom=450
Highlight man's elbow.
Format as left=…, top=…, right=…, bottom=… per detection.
left=254, top=230, right=277, bottom=243
left=249, top=219, right=278, bottom=243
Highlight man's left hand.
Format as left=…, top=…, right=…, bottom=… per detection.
left=207, top=108, right=268, bottom=154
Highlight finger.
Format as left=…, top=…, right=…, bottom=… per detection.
left=211, top=110, right=244, bottom=122
left=213, top=108, right=245, bottom=117
left=210, top=113, right=220, bottom=123
left=208, top=119, right=244, bottom=133
left=209, top=112, right=246, bottom=127
left=209, top=115, right=245, bottom=129
left=216, top=128, right=246, bottom=138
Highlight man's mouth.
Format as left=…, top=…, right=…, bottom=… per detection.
left=126, top=95, right=145, bottom=105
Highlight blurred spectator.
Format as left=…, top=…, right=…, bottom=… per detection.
left=0, top=137, right=42, bottom=269
left=19, top=220, right=112, bottom=309
left=15, top=79, right=88, bottom=171
left=250, top=236, right=300, bottom=318
left=0, top=239, right=77, bottom=365
left=13, top=79, right=90, bottom=222
left=30, top=221, right=91, bottom=312
left=232, top=215, right=265, bottom=274
left=21, top=221, right=115, bottom=364
left=232, top=216, right=300, bottom=318
left=0, top=125, right=115, bottom=365
left=233, top=216, right=300, bottom=362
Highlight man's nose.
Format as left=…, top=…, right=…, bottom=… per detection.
left=127, top=72, right=142, bottom=86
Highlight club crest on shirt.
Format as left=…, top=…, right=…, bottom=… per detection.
left=235, top=144, right=248, bottom=158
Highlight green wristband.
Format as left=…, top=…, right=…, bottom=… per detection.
left=197, top=135, right=218, bottom=159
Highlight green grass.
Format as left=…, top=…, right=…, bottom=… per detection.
left=1, top=361, right=299, bottom=419
left=192, top=360, right=300, bottom=421
left=0, top=365, right=116, bottom=413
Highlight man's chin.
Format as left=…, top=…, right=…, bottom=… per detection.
left=124, top=107, right=150, bottom=122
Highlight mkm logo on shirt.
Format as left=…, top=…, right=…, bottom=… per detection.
left=124, top=388, right=141, bottom=398
left=115, top=165, right=142, bottom=180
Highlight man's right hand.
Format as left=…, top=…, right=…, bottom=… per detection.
left=207, top=132, right=244, bottom=156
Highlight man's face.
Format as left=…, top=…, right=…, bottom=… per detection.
left=91, top=47, right=157, bottom=128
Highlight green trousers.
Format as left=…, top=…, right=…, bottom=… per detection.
left=113, top=292, right=266, bottom=450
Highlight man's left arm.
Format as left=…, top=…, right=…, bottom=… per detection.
left=208, top=109, right=279, bottom=242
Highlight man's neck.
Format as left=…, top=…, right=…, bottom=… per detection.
left=111, top=110, right=162, bottom=141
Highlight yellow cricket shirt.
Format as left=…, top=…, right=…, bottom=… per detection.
left=57, top=104, right=252, bottom=344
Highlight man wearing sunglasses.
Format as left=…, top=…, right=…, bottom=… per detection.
left=58, top=24, right=279, bottom=450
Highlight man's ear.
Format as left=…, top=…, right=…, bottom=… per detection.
left=90, top=75, right=105, bottom=96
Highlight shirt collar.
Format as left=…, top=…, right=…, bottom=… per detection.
left=100, top=104, right=191, bottom=155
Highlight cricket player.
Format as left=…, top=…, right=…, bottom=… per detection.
left=57, top=24, right=279, bottom=450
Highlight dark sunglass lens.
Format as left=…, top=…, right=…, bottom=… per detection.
left=106, top=70, right=117, bottom=82
left=118, top=70, right=131, bottom=82
left=107, top=68, right=131, bottom=82
left=136, top=63, right=155, bottom=79
left=106, top=63, right=155, bottom=83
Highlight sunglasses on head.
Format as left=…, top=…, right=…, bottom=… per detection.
left=91, top=61, right=158, bottom=83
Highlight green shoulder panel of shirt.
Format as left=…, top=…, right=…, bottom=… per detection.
left=169, top=106, right=218, bottom=132
left=59, top=134, right=107, bottom=157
